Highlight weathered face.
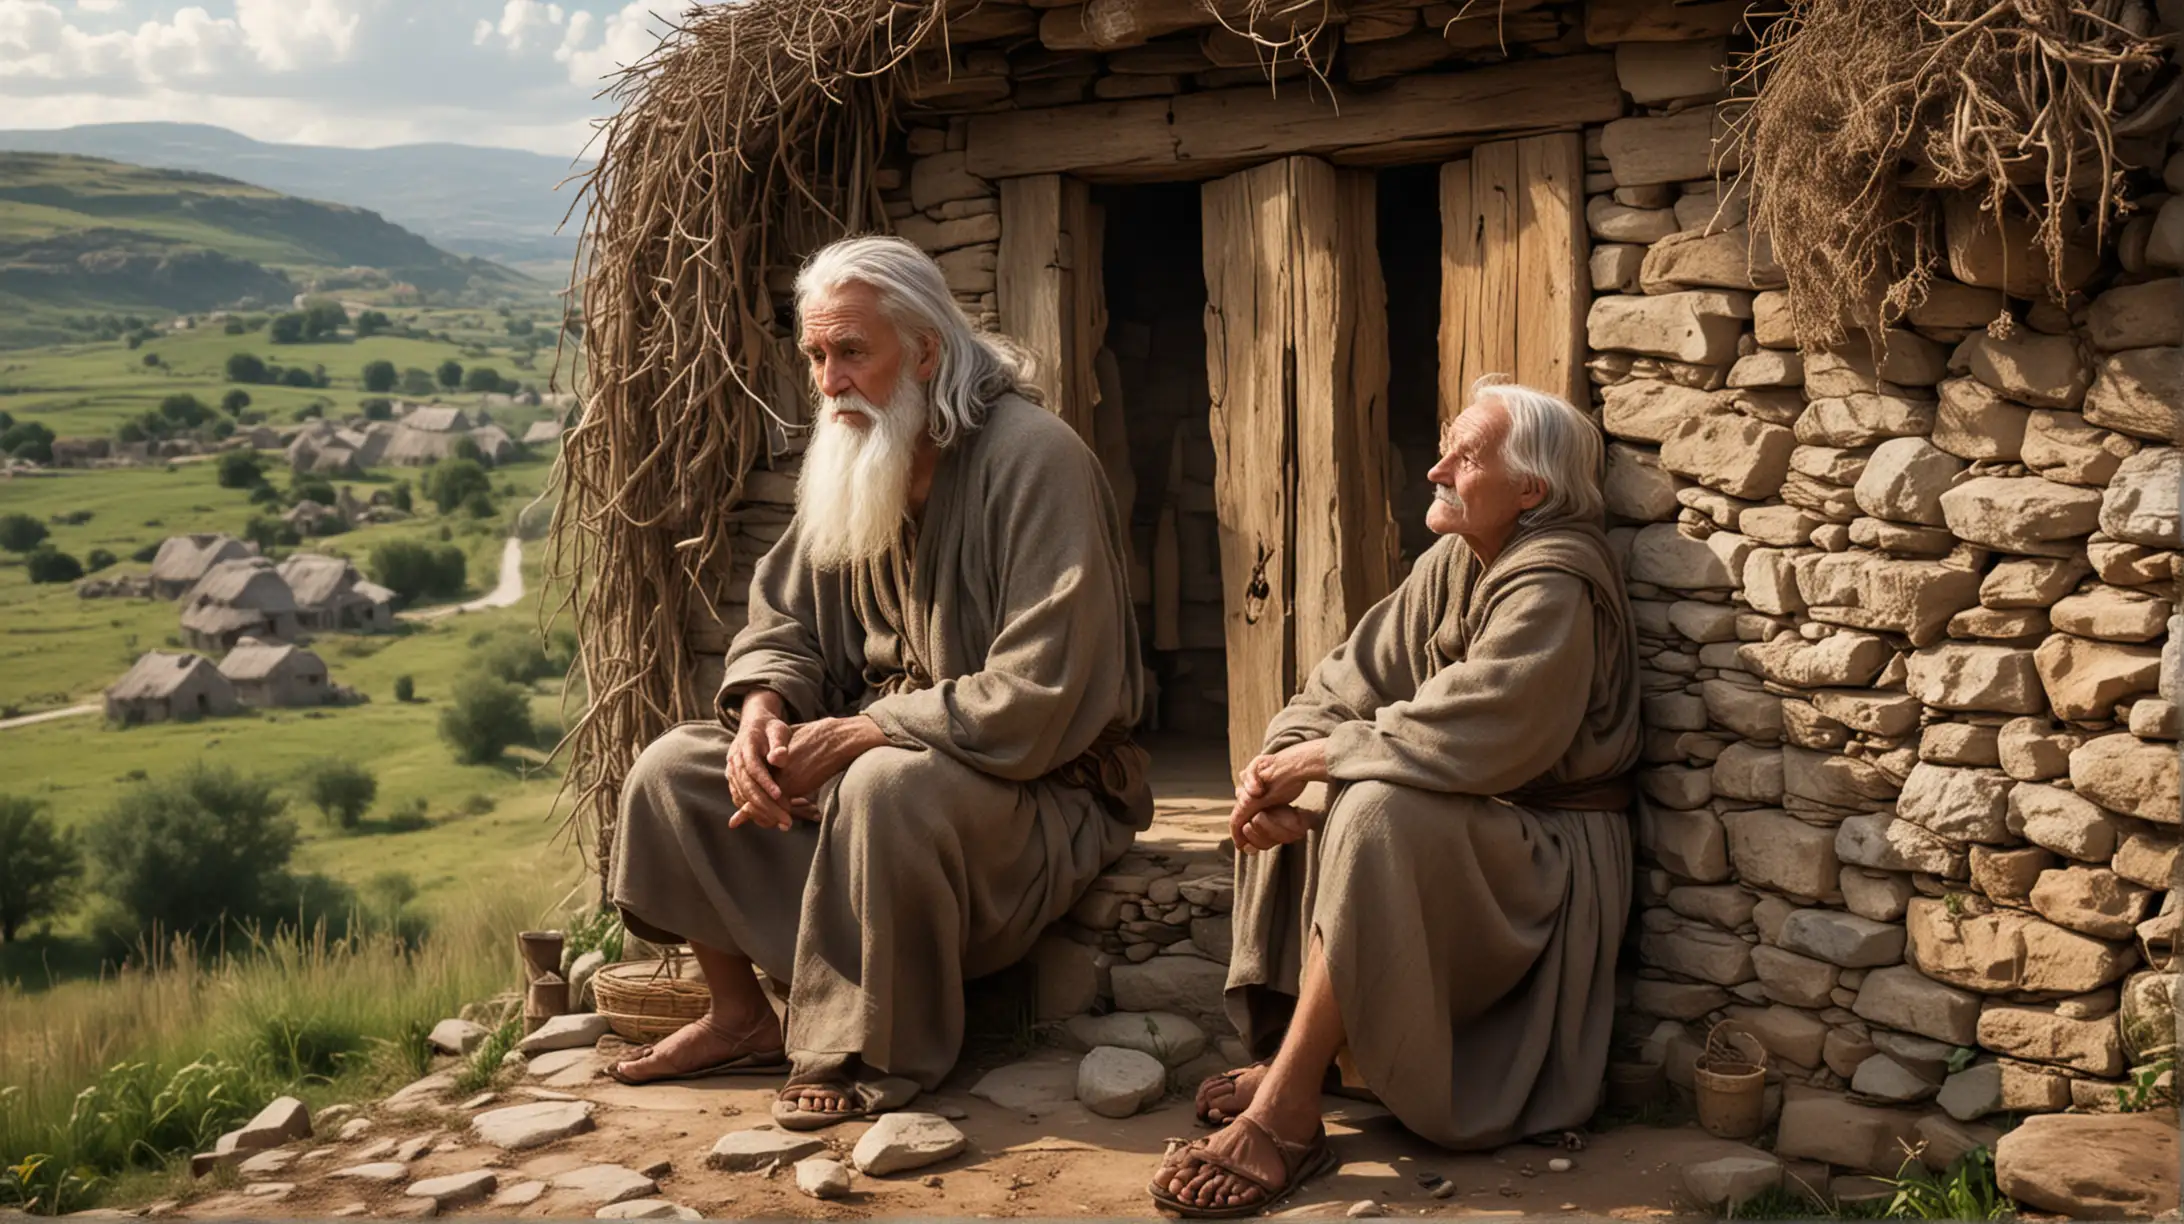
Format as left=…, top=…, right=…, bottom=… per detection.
left=799, top=280, right=935, bottom=424
left=1424, top=396, right=1543, bottom=539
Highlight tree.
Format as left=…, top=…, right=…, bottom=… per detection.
left=400, top=367, right=435, bottom=397
left=142, top=351, right=162, bottom=368
left=83, top=763, right=301, bottom=939
left=361, top=360, right=398, bottom=393
left=221, top=389, right=252, bottom=415
left=303, top=760, right=378, bottom=829
left=355, top=310, right=392, bottom=337
left=369, top=539, right=467, bottom=602
left=388, top=480, right=412, bottom=512
left=439, top=674, right=533, bottom=765
left=436, top=359, right=464, bottom=389
left=159, top=394, right=210, bottom=427
left=216, top=451, right=263, bottom=489
left=290, top=475, right=337, bottom=508
left=281, top=366, right=317, bottom=388
left=423, top=459, right=492, bottom=514
left=301, top=298, right=348, bottom=339
left=225, top=352, right=268, bottom=383
left=26, top=547, right=85, bottom=584
left=85, top=548, right=116, bottom=572
left=462, top=367, right=505, bottom=394
left=393, top=674, right=416, bottom=702
left=0, top=513, right=48, bottom=552
left=0, top=797, right=83, bottom=942
left=1, top=421, right=54, bottom=463
left=269, top=313, right=306, bottom=344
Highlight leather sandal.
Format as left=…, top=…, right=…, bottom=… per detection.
left=1148, top=1116, right=1335, bottom=1218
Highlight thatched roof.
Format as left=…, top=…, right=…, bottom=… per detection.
left=523, top=420, right=564, bottom=445
left=150, top=533, right=252, bottom=584
left=276, top=552, right=363, bottom=608
left=405, top=406, right=474, bottom=433
left=381, top=425, right=461, bottom=465
left=218, top=638, right=323, bottom=682
left=182, top=603, right=273, bottom=637
left=470, top=423, right=517, bottom=463
left=185, top=558, right=297, bottom=612
left=107, top=651, right=218, bottom=701
left=352, top=579, right=397, bottom=605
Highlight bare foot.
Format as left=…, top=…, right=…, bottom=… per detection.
left=1154, top=1110, right=1324, bottom=1212
left=606, top=1009, right=783, bottom=1084
left=780, top=1084, right=858, bottom=1116
left=1196, top=1062, right=1269, bottom=1125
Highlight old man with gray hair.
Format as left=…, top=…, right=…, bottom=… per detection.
left=1152, top=379, right=1641, bottom=1217
left=607, top=235, right=1151, bottom=1128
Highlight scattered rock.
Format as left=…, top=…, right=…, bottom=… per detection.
left=524, top=1047, right=596, bottom=1080
left=1062, top=1011, right=1207, bottom=1066
left=518, top=1012, right=612, bottom=1054
left=552, top=1164, right=658, bottom=1207
left=235, top=1096, right=312, bottom=1152
left=470, top=1100, right=595, bottom=1150
left=1345, top=1200, right=1386, bottom=1218
left=1682, top=1151, right=1783, bottom=1208
left=851, top=1113, right=967, bottom=1176
left=1994, top=1113, right=2179, bottom=1218
left=491, top=1181, right=547, bottom=1209
left=1076, top=1046, right=1167, bottom=1118
left=328, top=1162, right=411, bottom=1184
left=457, top=1092, right=497, bottom=1111
left=706, top=1129, right=827, bottom=1172
left=594, top=1201, right=702, bottom=1220
left=428, top=1018, right=489, bottom=1057
left=795, top=1158, right=853, bottom=1201
left=969, top=1058, right=1080, bottom=1114
left=406, top=1171, right=497, bottom=1208
left=383, top=1069, right=460, bottom=1111
left=236, top=1149, right=295, bottom=1177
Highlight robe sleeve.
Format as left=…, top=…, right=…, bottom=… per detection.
left=715, top=518, right=832, bottom=728
left=1260, top=544, right=1443, bottom=754
left=861, top=427, right=1131, bottom=781
left=1322, top=572, right=1596, bottom=795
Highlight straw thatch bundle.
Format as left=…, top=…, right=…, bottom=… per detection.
left=1733, top=0, right=2172, bottom=349
left=550, top=0, right=956, bottom=877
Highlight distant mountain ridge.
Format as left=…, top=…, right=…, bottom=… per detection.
left=0, top=122, right=588, bottom=272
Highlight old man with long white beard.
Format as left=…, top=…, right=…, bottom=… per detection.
left=607, top=236, right=1151, bottom=1128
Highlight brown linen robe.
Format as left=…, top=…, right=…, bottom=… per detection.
left=612, top=393, right=1153, bottom=1091
left=1226, top=516, right=1642, bottom=1149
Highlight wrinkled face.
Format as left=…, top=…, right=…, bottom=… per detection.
left=799, top=281, right=934, bottom=425
left=1424, top=396, right=1542, bottom=539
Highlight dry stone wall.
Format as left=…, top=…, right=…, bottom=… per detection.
left=1590, top=74, right=2179, bottom=1170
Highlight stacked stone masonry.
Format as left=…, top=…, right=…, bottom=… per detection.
left=673, top=5, right=2178, bottom=1167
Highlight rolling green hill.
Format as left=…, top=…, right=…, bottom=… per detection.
left=0, top=153, right=541, bottom=343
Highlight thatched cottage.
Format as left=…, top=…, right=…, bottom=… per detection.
left=149, top=532, right=254, bottom=599
left=179, top=557, right=300, bottom=652
left=522, top=420, right=565, bottom=446
left=555, top=0, right=2181, bottom=1185
left=105, top=651, right=239, bottom=724
left=278, top=552, right=397, bottom=632
left=217, top=637, right=331, bottom=708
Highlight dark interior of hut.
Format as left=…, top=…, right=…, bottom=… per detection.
left=1096, top=166, right=1449, bottom=763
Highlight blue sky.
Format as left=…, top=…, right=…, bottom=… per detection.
left=0, top=0, right=699, bottom=154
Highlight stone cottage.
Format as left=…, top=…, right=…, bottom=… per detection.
left=179, top=558, right=301, bottom=652
left=216, top=637, right=331, bottom=708
left=105, top=651, right=239, bottom=724
left=148, top=532, right=254, bottom=599
left=278, top=552, right=397, bottom=632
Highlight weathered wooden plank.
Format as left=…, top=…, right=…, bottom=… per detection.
left=996, top=175, right=1071, bottom=417
left=964, top=53, right=1621, bottom=179
left=1061, top=178, right=1105, bottom=442
left=1514, top=132, right=1587, bottom=408
left=1202, top=161, right=1296, bottom=780
left=1438, top=139, right=1518, bottom=426
left=1335, top=168, right=1399, bottom=614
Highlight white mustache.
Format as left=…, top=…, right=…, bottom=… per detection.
left=1432, top=485, right=1462, bottom=509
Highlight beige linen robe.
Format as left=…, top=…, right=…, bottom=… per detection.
left=1226, top=517, right=1642, bottom=1149
left=612, top=394, right=1152, bottom=1090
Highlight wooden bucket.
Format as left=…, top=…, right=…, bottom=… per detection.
left=1693, top=1021, right=1768, bottom=1140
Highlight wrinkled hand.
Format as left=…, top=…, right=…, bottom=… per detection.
left=726, top=693, right=797, bottom=830
left=1228, top=740, right=1331, bottom=852
left=767, top=715, right=890, bottom=808
left=1233, top=804, right=1318, bottom=853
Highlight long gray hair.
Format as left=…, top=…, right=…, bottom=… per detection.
left=794, top=235, right=1038, bottom=448
left=1469, top=375, right=1607, bottom=527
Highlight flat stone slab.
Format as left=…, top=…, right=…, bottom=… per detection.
left=595, top=1201, right=701, bottom=1220
left=969, top=1058, right=1079, bottom=1114
left=237, top=1149, right=295, bottom=1177
left=526, top=1047, right=597, bottom=1079
left=1077, top=1046, right=1167, bottom=1119
left=407, top=1170, right=498, bottom=1207
left=852, top=1112, right=966, bottom=1176
left=1062, top=1011, right=1208, bottom=1066
left=491, top=1180, right=548, bottom=1208
left=552, top=1163, right=659, bottom=1206
left=384, top=1069, right=461, bottom=1111
left=235, top=1096, right=311, bottom=1151
left=337, top=1118, right=374, bottom=1141
left=519, top=1012, right=612, bottom=1054
left=1682, top=1152, right=1783, bottom=1208
left=705, top=1129, right=827, bottom=1172
left=471, top=1100, right=596, bottom=1150
left=428, top=1018, right=489, bottom=1056
left=327, top=1162, right=410, bottom=1184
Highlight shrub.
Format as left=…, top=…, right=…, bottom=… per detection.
left=130, top=542, right=160, bottom=563
left=268, top=313, right=305, bottom=344
left=221, top=389, right=252, bottom=414
left=216, top=451, right=263, bottom=489
left=142, top=352, right=162, bottom=368
left=473, top=627, right=577, bottom=686
left=1, top=420, right=55, bottom=463
left=281, top=366, right=318, bottom=388
left=423, top=459, right=492, bottom=513
left=360, top=397, right=393, bottom=421
left=388, top=480, right=413, bottom=512
left=0, top=512, right=48, bottom=552
left=301, top=298, right=347, bottom=339
left=25, top=546, right=83, bottom=584
left=361, top=360, right=397, bottom=393
left=158, top=394, right=210, bottom=427
left=393, top=675, right=415, bottom=702
left=355, top=310, right=392, bottom=337
left=84, top=548, right=116, bottom=572
left=83, top=763, right=302, bottom=939
left=0, top=796, right=83, bottom=941
left=225, top=352, right=267, bottom=383
left=290, top=475, right=336, bottom=508
left=303, top=759, right=377, bottom=830
left=400, top=367, right=435, bottom=396
left=461, top=367, right=505, bottom=393
left=439, top=675, right=533, bottom=765
left=224, top=317, right=248, bottom=334
left=435, top=359, right=464, bottom=389
left=460, top=489, right=497, bottom=518
left=368, top=540, right=466, bottom=603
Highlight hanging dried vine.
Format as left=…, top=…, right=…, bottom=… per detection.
left=549, top=0, right=953, bottom=883
left=1731, top=0, right=2172, bottom=349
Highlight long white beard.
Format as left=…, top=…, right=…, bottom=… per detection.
left=796, top=372, right=931, bottom=569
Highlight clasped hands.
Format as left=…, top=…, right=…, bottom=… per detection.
left=725, top=690, right=889, bottom=829
left=1229, top=739, right=1330, bottom=853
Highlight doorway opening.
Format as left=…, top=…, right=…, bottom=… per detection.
left=1376, top=162, right=1444, bottom=570
left=1096, top=182, right=1226, bottom=776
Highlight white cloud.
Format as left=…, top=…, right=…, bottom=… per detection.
left=550, top=1, right=676, bottom=85
left=0, top=1, right=253, bottom=89
left=474, top=0, right=564, bottom=53
left=72, top=0, right=120, bottom=11
left=232, top=0, right=363, bottom=70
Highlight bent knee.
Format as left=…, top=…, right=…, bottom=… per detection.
left=833, top=747, right=983, bottom=842
left=620, top=722, right=730, bottom=820
left=1321, top=779, right=1449, bottom=850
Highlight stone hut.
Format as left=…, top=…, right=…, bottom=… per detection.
left=179, top=557, right=300, bottom=652
left=104, top=651, right=239, bottom=724
left=148, top=532, right=254, bottom=599
left=217, top=637, right=331, bottom=708
left=560, top=0, right=2182, bottom=1184
left=278, top=552, right=397, bottom=632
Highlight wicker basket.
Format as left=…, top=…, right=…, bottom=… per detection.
left=591, top=954, right=711, bottom=1043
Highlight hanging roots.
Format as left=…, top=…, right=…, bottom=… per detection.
left=549, top=0, right=956, bottom=885
left=1732, top=0, right=2171, bottom=350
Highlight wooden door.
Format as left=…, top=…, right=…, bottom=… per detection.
left=1202, top=156, right=1394, bottom=779
left=1438, top=132, right=1587, bottom=423
left=997, top=174, right=1106, bottom=443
